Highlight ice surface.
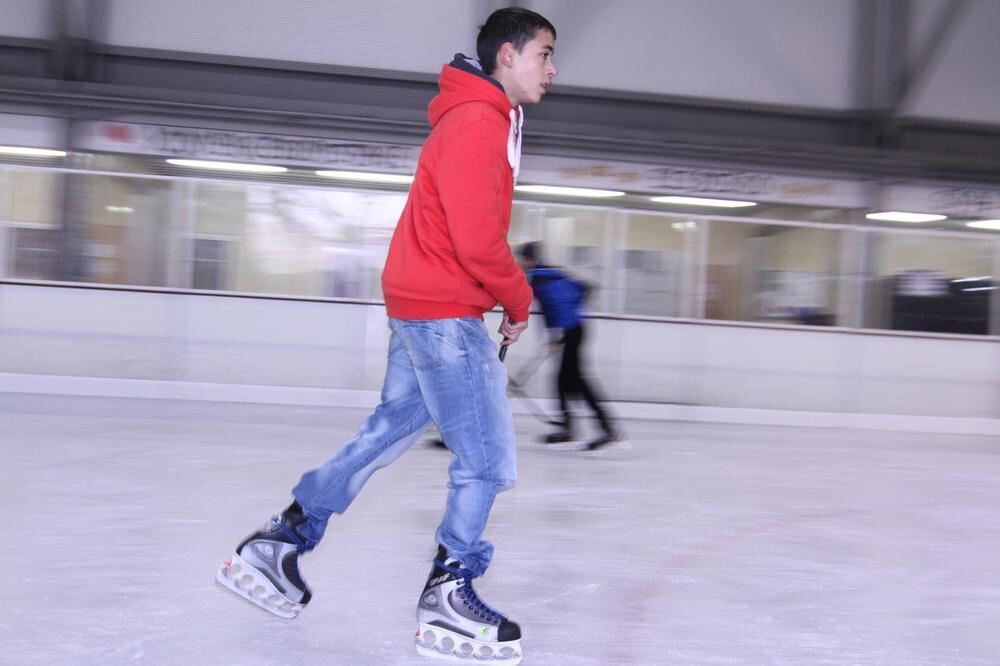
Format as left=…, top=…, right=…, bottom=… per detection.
left=2, top=393, right=998, bottom=665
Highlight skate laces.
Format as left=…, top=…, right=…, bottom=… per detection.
left=458, top=579, right=504, bottom=624
left=273, top=515, right=312, bottom=553
left=436, top=559, right=504, bottom=624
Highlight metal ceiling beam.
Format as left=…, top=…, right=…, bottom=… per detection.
left=857, top=0, right=975, bottom=148
left=46, top=0, right=108, bottom=81
left=893, top=0, right=972, bottom=115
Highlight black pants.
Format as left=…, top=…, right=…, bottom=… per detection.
left=557, top=324, right=613, bottom=435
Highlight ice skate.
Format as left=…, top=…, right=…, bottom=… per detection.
left=542, top=427, right=574, bottom=444
left=216, top=502, right=314, bottom=619
left=585, top=426, right=626, bottom=451
left=415, top=546, right=522, bottom=663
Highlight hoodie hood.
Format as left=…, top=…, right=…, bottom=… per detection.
left=429, top=53, right=524, bottom=180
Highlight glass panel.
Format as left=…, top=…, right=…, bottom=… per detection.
left=621, top=212, right=689, bottom=317
left=192, top=183, right=406, bottom=298
left=5, top=173, right=177, bottom=286
left=191, top=237, right=230, bottom=291
left=706, top=221, right=840, bottom=326
left=3, top=169, right=62, bottom=280
left=865, top=232, right=994, bottom=335
left=9, top=170, right=60, bottom=225
left=535, top=206, right=610, bottom=310
left=507, top=203, right=536, bottom=251
left=69, top=175, right=173, bottom=286
left=9, top=227, right=61, bottom=279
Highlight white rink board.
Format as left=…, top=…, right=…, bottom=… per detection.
left=1, top=284, right=997, bottom=425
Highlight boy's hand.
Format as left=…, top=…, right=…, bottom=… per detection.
left=499, top=315, right=528, bottom=345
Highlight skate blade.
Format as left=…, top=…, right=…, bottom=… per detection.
left=582, top=437, right=632, bottom=454
left=543, top=440, right=582, bottom=452
left=215, top=552, right=303, bottom=619
left=415, top=623, right=522, bottom=664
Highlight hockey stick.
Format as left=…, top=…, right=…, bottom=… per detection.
left=499, top=320, right=560, bottom=426
left=505, top=345, right=561, bottom=426
left=508, top=343, right=554, bottom=386
left=507, top=376, right=561, bottom=426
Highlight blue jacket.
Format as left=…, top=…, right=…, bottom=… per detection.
left=528, top=265, right=589, bottom=331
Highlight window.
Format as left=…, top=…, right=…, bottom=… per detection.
left=4, top=169, right=62, bottom=280
left=192, top=183, right=406, bottom=298
left=706, top=221, right=840, bottom=326
left=76, top=175, right=173, bottom=286
left=865, top=231, right=994, bottom=335
left=621, top=213, right=693, bottom=317
left=191, top=236, right=231, bottom=291
left=537, top=206, right=612, bottom=312
left=10, top=227, right=61, bottom=279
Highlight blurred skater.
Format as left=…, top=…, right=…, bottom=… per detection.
left=518, top=241, right=621, bottom=450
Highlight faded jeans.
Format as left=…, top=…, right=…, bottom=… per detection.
left=292, top=317, right=517, bottom=577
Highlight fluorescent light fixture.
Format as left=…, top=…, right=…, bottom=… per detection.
left=966, top=219, right=1000, bottom=230
left=650, top=195, right=756, bottom=208
left=106, top=205, right=135, bottom=213
left=951, top=276, right=992, bottom=283
left=165, top=159, right=287, bottom=173
left=515, top=185, right=625, bottom=198
left=963, top=286, right=997, bottom=292
left=315, top=170, right=413, bottom=184
left=865, top=211, right=946, bottom=223
left=0, top=146, right=66, bottom=157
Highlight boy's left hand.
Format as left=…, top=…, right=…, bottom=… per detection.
left=499, top=315, right=528, bottom=345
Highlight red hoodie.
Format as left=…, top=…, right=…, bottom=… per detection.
left=381, top=59, right=533, bottom=323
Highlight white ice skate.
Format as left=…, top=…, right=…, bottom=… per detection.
left=216, top=504, right=313, bottom=619
left=415, top=547, right=522, bottom=664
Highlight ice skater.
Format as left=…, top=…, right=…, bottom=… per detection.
left=517, top=241, right=621, bottom=450
left=216, top=7, right=558, bottom=664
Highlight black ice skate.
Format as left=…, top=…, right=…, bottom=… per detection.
left=542, top=427, right=574, bottom=444
left=585, top=427, right=624, bottom=451
left=415, top=546, right=522, bottom=664
left=216, top=502, right=314, bottom=619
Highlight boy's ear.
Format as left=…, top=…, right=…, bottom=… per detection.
left=498, top=42, right=516, bottom=69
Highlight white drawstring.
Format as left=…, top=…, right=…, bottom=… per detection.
left=507, top=106, right=524, bottom=182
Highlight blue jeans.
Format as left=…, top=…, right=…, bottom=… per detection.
left=292, top=317, right=517, bottom=577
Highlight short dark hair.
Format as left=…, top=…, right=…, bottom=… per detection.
left=517, top=241, right=541, bottom=262
left=477, top=7, right=556, bottom=75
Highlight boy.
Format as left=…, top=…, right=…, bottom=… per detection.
left=216, top=8, right=558, bottom=664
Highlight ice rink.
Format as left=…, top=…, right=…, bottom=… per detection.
left=2, top=392, right=998, bottom=665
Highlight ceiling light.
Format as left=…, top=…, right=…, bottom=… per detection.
left=0, top=146, right=66, bottom=157
left=650, top=195, right=756, bottom=208
left=165, top=159, right=287, bottom=173
left=966, top=220, right=1000, bottom=230
left=315, top=170, right=413, bottom=184
left=515, top=185, right=625, bottom=198
left=865, top=211, right=946, bottom=223
left=106, top=206, right=135, bottom=213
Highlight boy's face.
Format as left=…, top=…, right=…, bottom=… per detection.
left=502, top=29, right=557, bottom=106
